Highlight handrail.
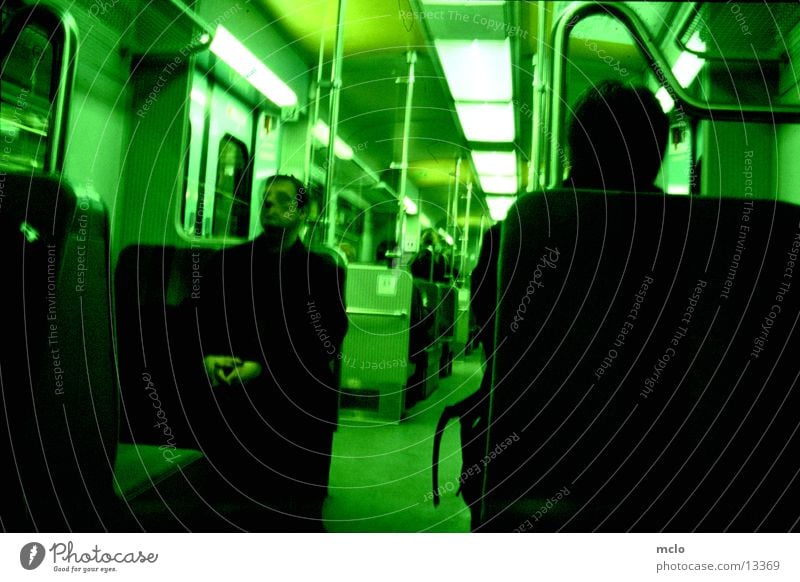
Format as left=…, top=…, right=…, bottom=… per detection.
left=548, top=1, right=800, bottom=189
left=347, top=308, right=409, bottom=318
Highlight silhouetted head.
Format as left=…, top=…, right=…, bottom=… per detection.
left=567, top=81, right=669, bottom=191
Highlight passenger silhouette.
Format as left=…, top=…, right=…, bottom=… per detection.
left=566, top=80, right=669, bottom=190
left=410, top=228, right=447, bottom=282
left=475, top=80, right=669, bottom=358
left=440, top=81, right=670, bottom=528
left=195, top=174, right=347, bottom=530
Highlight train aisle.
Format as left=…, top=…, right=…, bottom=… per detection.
left=324, top=352, right=484, bottom=532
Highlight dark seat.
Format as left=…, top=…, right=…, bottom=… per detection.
left=436, top=283, right=457, bottom=377
left=480, top=189, right=800, bottom=532
left=114, top=243, right=337, bottom=530
left=0, top=174, right=222, bottom=532
left=0, top=173, right=120, bottom=531
left=114, top=244, right=216, bottom=449
left=407, top=280, right=442, bottom=406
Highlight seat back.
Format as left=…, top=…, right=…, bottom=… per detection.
left=0, top=173, right=118, bottom=531
left=436, top=284, right=457, bottom=343
left=114, top=244, right=215, bottom=448
left=482, top=189, right=800, bottom=531
left=338, top=265, right=413, bottom=421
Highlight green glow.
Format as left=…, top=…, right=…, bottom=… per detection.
left=455, top=102, right=515, bottom=142
left=672, top=32, right=706, bottom=89
left=485, top=195, right=516, bottom=221
left=312, top=120, right=354, bottom=160
left=435, top=39, right=512, bottom=102
left=20, top=221, right=40, bottom=242
left=478, top=174, right=517, bottom=194
left=471, top=150, right=516, bottom=175
left=209, top=25, right=297, bottom=107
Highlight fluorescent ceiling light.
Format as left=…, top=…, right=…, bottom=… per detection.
left=435, top=39, right=512, bottom=101
left=685, top=30, right=707, bottom=53
left=471, top=150, right=516, bottom=176
left=312, top=120, right=354, bottom=160
left=210, top=25, right=297, bottom=107
left=478, top=174, right=517, bottom=194
left=655, top=86, right=675, bottom=113
left=455, top=102, right=515, bottom=142
left=672, top=51, right=704, bottom=89
left=403, top=196, right=418, bottom=214
left=672, top=31, right=706, bottom=89
left=485, top=195, right=516, bottom=221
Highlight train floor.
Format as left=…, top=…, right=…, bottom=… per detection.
left=324, top=349, right=484, bottom=532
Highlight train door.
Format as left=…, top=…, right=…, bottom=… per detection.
left=183, top=74, right=208, bottom=237
left=183, top=70, right=282, bottom=242
left=202, top=78, right=254, bottom=241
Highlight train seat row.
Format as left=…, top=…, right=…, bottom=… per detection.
left=0, top=173, right=206, bottom=531
left=334, top=264, right=457, bottom=423
left=13, top=171, right=797, bottom=532
left=1, top=173, right=306, bottom=531
left=0, top=171, right=461, bottom=529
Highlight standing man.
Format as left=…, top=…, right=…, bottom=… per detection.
left=197, top=174, right=347, bottom=530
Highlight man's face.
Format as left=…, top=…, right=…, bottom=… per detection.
left=260, top=179, right=306, bottom=231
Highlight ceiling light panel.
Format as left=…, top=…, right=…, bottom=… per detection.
left=471, top=150, right=516, bottom=175
left=479, top=174, right=517, bottom=194
left=455, top=102, right=515, bottom=142
left=210, top=25, right=297, bottom=107
left=485, top=195, right=516, bottom=221
left=435, top=39, right=512, bottom=101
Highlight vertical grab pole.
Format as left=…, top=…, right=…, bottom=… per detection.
left=399, top=51, right=417, bottom=206
left=530, top=0, right=548, bottom=190
left=395, top=51, right=418, bottom=255
left=460, top=181, right=473, bottom=278
left=449, top=156, right=461, bottom=280
left=325, top=0, right=347, bottom=247
left=304, top=30, right=327, bottom=185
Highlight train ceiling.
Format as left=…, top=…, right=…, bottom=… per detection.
left=254, top=0, right=675, bottom=227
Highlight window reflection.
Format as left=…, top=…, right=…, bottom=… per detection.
left=0, top=24, right=55, bottom=171
left=213, top=134, right=251, bottom=239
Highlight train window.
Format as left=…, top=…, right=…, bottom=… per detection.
left=567, top=14, right=643, bottom=104
left=212, top=134, right=251, bottom=239
left=555, top=4, right=800, bottom=196
left=0, top=21, right=57, bottom=171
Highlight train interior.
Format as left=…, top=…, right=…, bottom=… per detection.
left=2, top=0, right=800, bottom=532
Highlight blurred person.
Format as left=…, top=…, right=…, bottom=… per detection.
left=196, top=174, right=347, bottom=530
